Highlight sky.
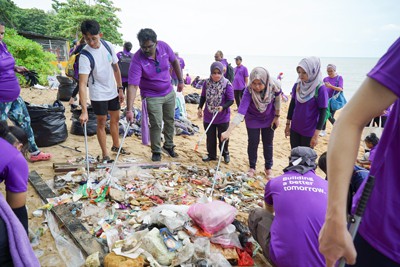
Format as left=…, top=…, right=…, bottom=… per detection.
left=12, top=0, right=400, bottom=57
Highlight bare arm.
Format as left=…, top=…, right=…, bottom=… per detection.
left=78, top=74, right=89, bottom=124
left=319, top=77, right=397, bottom=266
left=6, top=191, right=27, bottom=209
left=171, top=59, right=184, bottom=92
left=112, top=63, right=124, bottom=103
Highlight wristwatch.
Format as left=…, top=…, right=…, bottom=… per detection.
left=118, top=86, right=124, bottom=90
left=178, top=80, right=184, bottom=84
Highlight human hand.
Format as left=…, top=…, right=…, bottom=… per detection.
left=221, top=131, right=229, bottom=141
left=79, top=111, right=88, bottom=125
left=14, top=66, right=29, bottom=74
left=284, top=125, right=290, bottom=138
left=319, top=220, right=357, bottom=267
left=310, top=132, right=319, bottom=148
left=217, top=106, right=223, bottom=112
left=118, top=91, right=125, bottom=103
left=272, top=117, right=280, bottom=129
left=126, top=110, right=135, bottom=124
left=325, top=82, right=332, bottom=88
left=177, top=83, right=184, bottom=92
left=197, top=108, right=203, bottom=118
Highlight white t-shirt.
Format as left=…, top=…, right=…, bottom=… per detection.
left=79, top=40, right=118, bottom=101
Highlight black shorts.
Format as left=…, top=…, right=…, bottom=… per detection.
left=91, top=96, right=120, bottom=116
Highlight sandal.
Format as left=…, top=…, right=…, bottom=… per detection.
left=30, top=152, right=51, bottom=162
left=111, top=146, right=130, bottom=155
left=247, top=168, right=256, bottom=177
left=265, top=169, right=273, bottom=181
left=97, top=155, right=114, bottom=163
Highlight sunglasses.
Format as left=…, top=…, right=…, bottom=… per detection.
left=155, top=60, right=161, bottom=73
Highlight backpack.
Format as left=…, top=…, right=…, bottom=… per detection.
left=226, top=63, right=235, bottom=83
left=66, top=39, right=112, bottom=84
left=314, top=83, right=330, bottom=124
left=118, top=52, right=132, bottom=78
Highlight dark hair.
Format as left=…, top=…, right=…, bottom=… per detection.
left=318, top=151, right=327, bottom=175
left=216, top=50, right=224, bottom=58
left=365, top=133, right=379, bottom=146
left=137, top=28, right=157, bottom=44
left=0, top=21, right=5, bottom=26
left=81, top=19, right=100, bottom=35
left=123, top=41, right=132, bottom=52
left=0, top=121, right=29, bottom=156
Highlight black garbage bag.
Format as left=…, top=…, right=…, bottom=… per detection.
left=56, top=75, right=76, bottom=101
left=26, top=100, right=68, bottom=147
left=70, top=104, right=97, bottom=136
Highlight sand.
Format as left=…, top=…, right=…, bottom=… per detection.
left=9, top=83, right=336, bottom=266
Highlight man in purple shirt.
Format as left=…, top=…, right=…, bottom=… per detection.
left=319, top=37, right=400, bottom=266
left=126, top=28, right=184, bottom=162
left=171, top=52, right=185, bottom=86
left=214, top=50, right=228, bottom=76
left=232, top=56, right=249, bottom=109
left=248, top=146, right=327, bottom=266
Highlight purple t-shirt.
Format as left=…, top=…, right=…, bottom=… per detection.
left=353, top=37, right=400, bottom=263
left=0, top=138, right=29, bottom=193
left=0, top=42, right=20, bottom=102
left=238, top=87, right=280, bottom=129
left=264, top=170, right=327, bottom=267
left=128, top=41, right=176, bottom=98
left=323, top=75, right=344, bottom=98
left=368, top=145, right=377, bottom=162
left=291, top=83, right=329, bottom=137
left=201, top=78, right=234, bottom=124
left=171, top=56, right=185, bottom=80
left=117, top=49, right=133, bottom=83
left=233, top=65, right=249, bottom=90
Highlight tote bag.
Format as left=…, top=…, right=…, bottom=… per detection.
left=361, top=117, right=383, bottom=141
left=330, top=91, right=347, bottom=111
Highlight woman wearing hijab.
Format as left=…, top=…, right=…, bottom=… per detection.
left=197, top=62, right=234, bottom=163
left=285, top=57, right=328, bottom=149
left=221, top=67, right=282, bottom=179
left=320, top=63, right=344, bottom=136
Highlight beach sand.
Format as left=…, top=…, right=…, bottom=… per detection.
left=9, top=83, right=337, bottom=266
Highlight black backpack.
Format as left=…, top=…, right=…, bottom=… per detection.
left=226, top=63, right=235, bottom=83
left=118, top=52, right=132, bottom=78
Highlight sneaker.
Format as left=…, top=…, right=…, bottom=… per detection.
left=319, top=130, right=326, bottom=137
left=162, top=145, right=178, bottom=158
left=247, top=168, right=256, bottom=177
left=152, top=153, right=161, bottom=162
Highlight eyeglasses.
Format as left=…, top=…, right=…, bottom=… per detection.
left=155, top=60, right=161, bottom=73
left=141, top=42, right=156, bottom=51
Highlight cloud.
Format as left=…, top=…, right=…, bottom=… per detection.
left=381, top=24, right=400, bottom=31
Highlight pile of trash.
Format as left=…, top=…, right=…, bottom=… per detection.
left=41, top=161, right=267, bottom=266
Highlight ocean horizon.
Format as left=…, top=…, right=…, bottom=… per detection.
left=180, top=54, right=379, bottom=100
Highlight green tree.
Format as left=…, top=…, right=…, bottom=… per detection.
left=51, top=0, right=123, bottom=45
left=13, top=8, right=53, bottom=35
left=4, top=28, right=58, bottom=85
left=0, top=0, right=18, bottom=27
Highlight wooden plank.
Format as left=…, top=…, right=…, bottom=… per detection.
left=53, top=161, right=179, bottom=173
left=29, top=171, right=107, bottom=260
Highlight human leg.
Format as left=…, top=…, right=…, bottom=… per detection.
left=347, top=234, right=400, bottom=267
left=203, top=122, right=217, bottom=160
left=261, top=127, right=274, bottom=178
left=107, top=97, right=121, bottom=148
left=162, top=90, right=176, bottom=150
left=234, top=90, right=241, bottom=109
left=146, top=96, right=164, bottom=154
left=95, top=115, right=108, bottom=158
left=247, top=127, right=260, bottom=169
left=217, top=122, right=230, bottom=163
left=248, top=208, right=274, bottom=264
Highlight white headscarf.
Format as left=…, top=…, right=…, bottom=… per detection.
left=296, top=57, right=323, bottom=103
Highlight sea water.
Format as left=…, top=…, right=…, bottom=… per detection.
left=181, top=54, right=379, bottom=100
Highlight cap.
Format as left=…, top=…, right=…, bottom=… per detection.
left=234, top=56, right=242, bottom=61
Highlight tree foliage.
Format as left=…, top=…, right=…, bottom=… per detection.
left=3, top=28, right=58, bottom=85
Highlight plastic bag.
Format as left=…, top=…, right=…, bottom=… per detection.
left=361, top=117, right=383, bottom=141
left=188, top=200, right=237, bottom=234
left=70, top=104, right=97, bottom=136
left=56, top=75, right=76, bottom=101
left=26, top=100, right=68, bottom=147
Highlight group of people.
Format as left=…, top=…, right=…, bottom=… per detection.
left=1, top=15, right=399, bottom=266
